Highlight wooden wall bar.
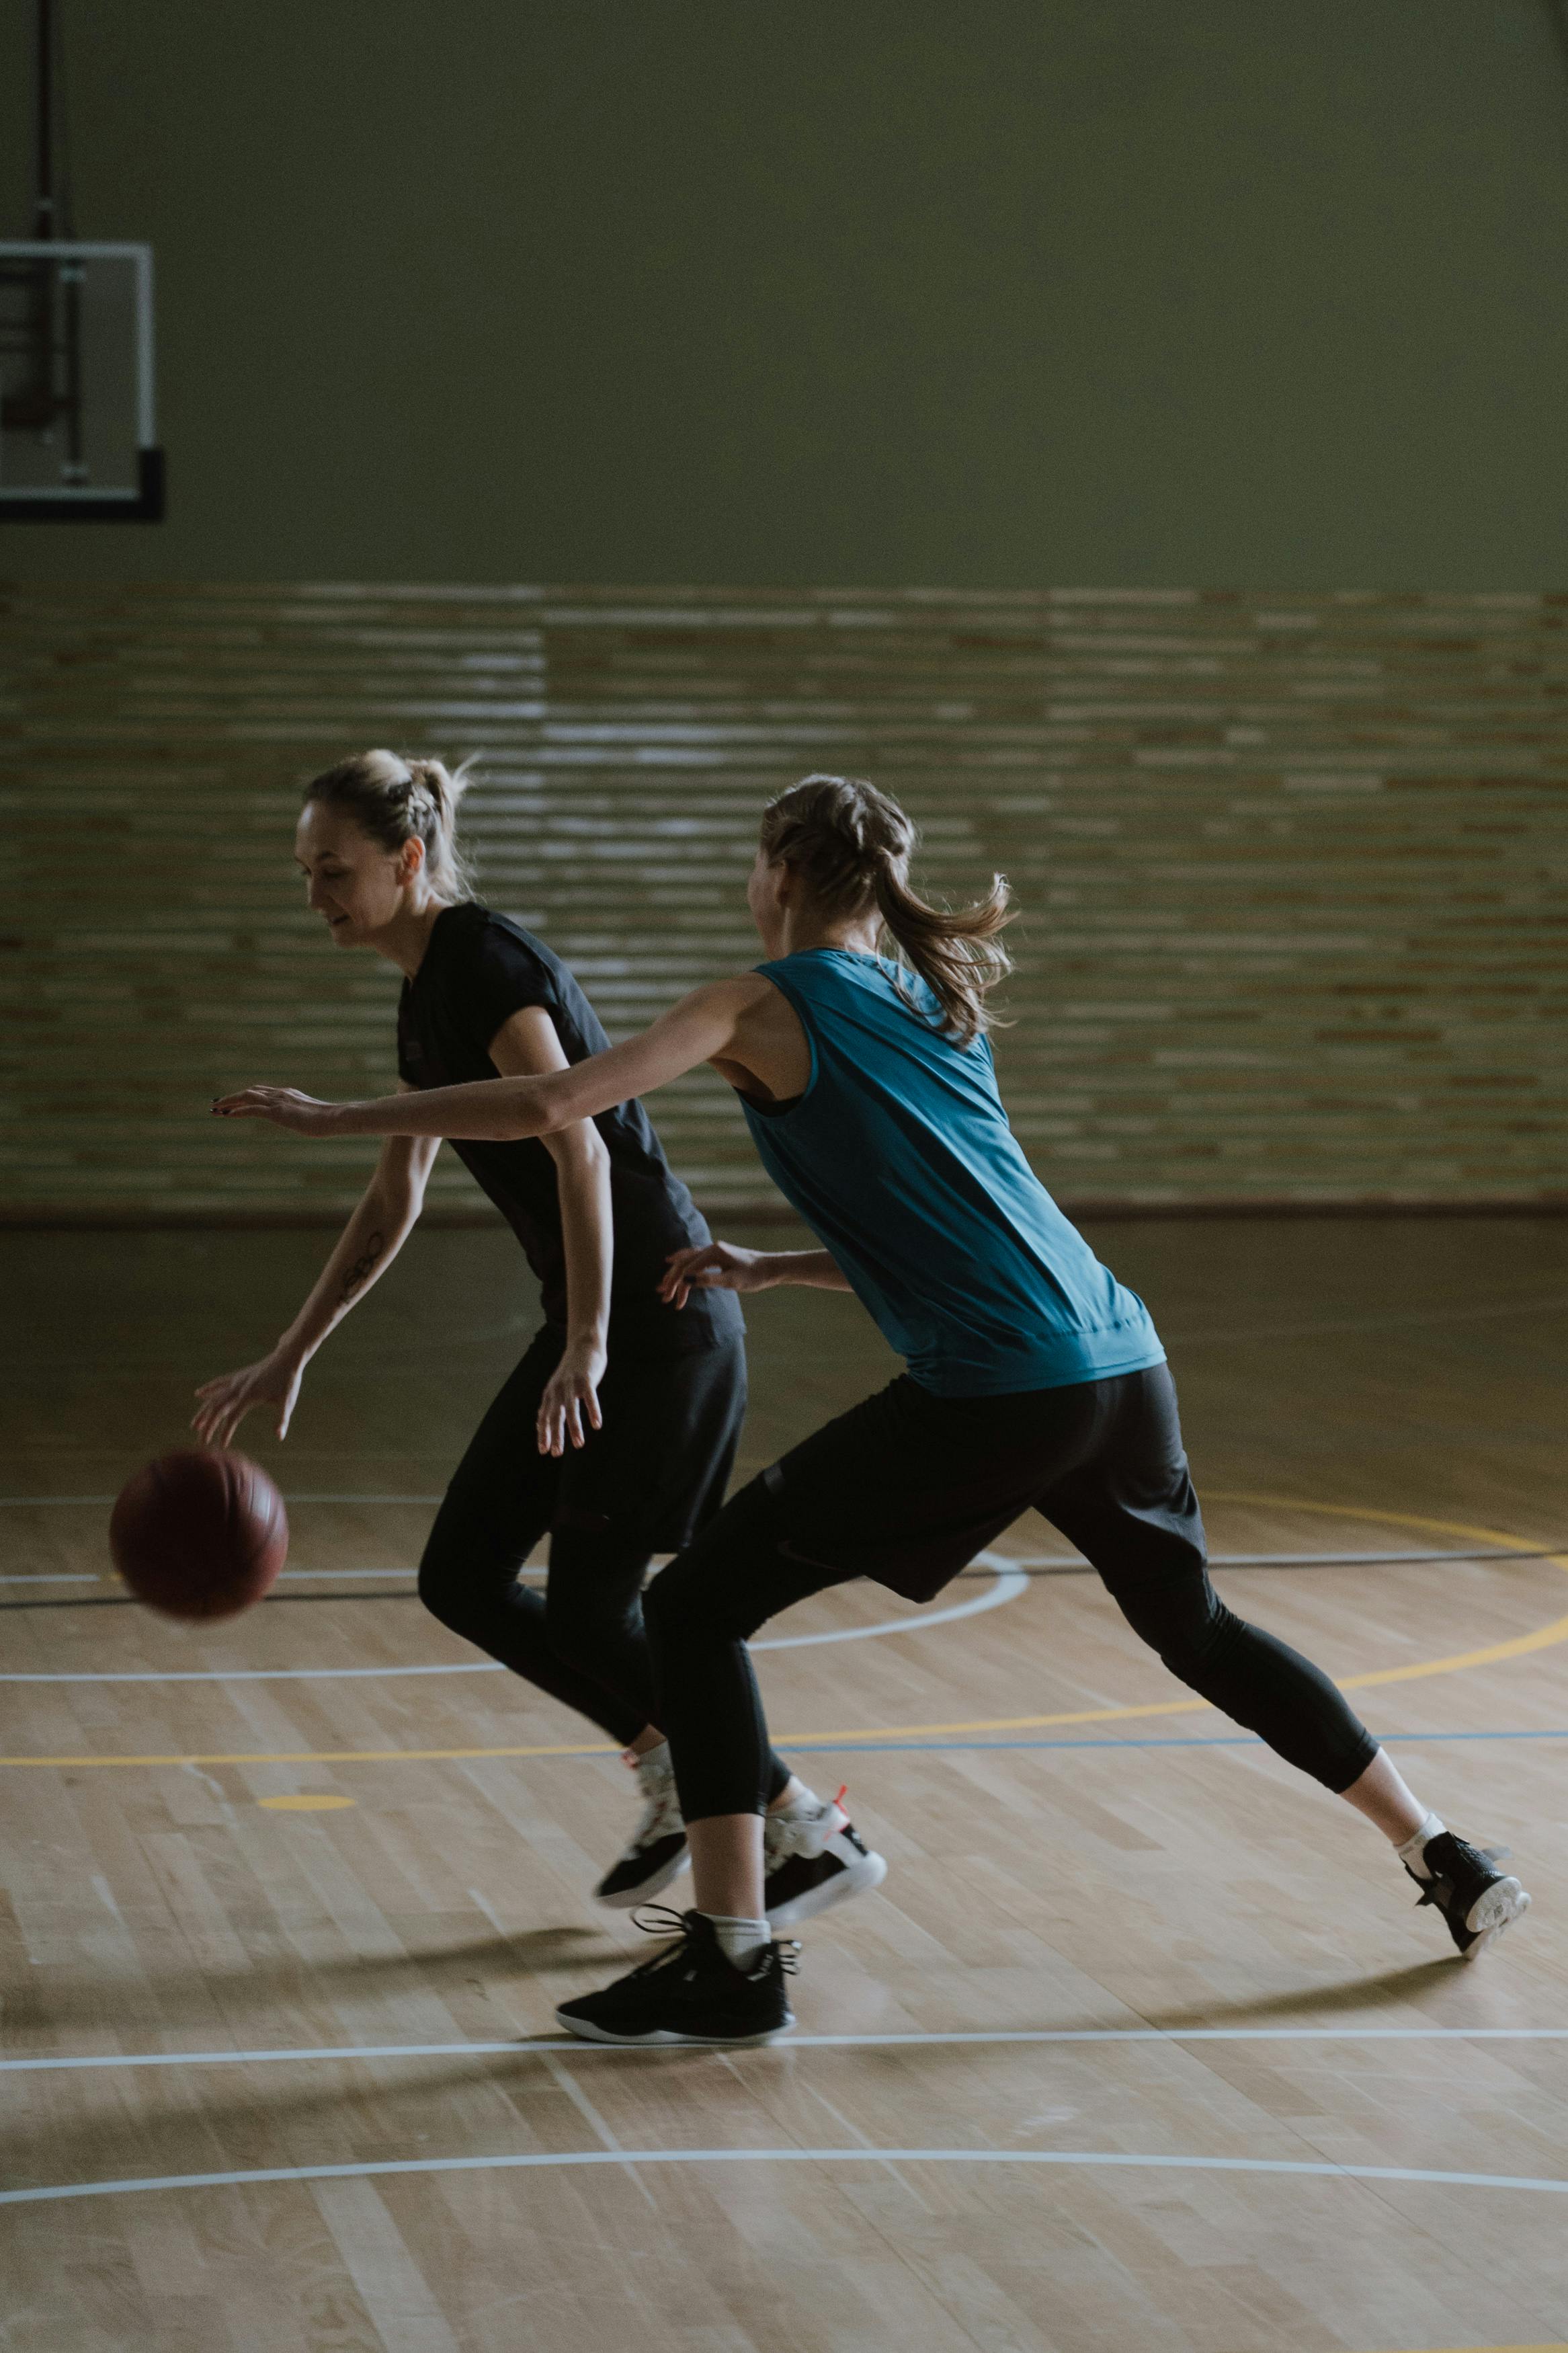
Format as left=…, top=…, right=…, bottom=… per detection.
left=3, top=581, right=1565, bottom=1221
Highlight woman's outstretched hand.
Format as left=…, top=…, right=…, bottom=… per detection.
left=537, top=1338, right=607, bottom=1457
left=193, top=1349, right=305, bottom=1447
left=211, top=1086, right=343, bottom=1135
left=659, top=1241, right=775, bottom=1309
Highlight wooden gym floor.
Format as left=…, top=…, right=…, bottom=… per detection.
left=3, top=1214, right=1568, bottom=2353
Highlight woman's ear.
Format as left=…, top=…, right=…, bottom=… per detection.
left=399, top=837, right=426, bottom=887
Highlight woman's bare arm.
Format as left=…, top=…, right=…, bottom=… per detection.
left=194, top=1117, right=439, bottom=1445
left=487, top=1006, right=613, bottom=1455
left=212, top=975, right=786, bottom=1142
left=657, top=1242, right=853, bottom=1309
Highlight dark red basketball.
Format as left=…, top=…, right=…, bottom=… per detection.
left=110, top=1449, right=288, bottom=1621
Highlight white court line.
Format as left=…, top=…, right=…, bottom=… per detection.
left=0, top=1569, right=422, bottom=1586
left=0, top=1574, right=99, bottom=1585
left=3, top=2023, right=1567, bottom=2075
left=0, top=1494, right=448, bottom=1507
left=0, top=1558, right=1028, bottom=1682
left=756, top=1553, right=1025, bottom=1649
left=1, top=1489, right=1553, bottom=1576
left=6, top=2143, right=1568, bottom=2210
left=278, top=1568, right=420, bottom=1581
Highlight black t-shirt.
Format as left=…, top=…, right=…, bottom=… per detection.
left=397, top=904, right=741, bottom=1354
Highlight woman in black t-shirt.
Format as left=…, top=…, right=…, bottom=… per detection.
left=196, top=750, right=838, bottom=1913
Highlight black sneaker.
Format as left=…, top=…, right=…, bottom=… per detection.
left=764, top=1790, right=888, bottom=1927
left=556, top=1909, right=797, bottom=2046
left=593, top=1750, right=689, bottom=1909
left=1406, top=1831, right=1531, bottom=1960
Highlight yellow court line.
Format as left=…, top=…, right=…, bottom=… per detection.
left=2, top=1499, right=1564, bottom=1771
left=1210, top=1494, right=1568, bottom=1693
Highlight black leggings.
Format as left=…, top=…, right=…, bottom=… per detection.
left=644, top=1369, right=1379, bottom=1824
left=419, top=1328, right=791, bottom=1796
left=421, top=1507, right=658, bottom=1751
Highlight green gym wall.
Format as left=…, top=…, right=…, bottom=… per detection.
left=2, top=4, right=1565, bottom=1217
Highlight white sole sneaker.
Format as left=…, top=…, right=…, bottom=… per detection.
left=766, top=1838, right=888, bottom=1928
left=593, top=1841, right=690, bottom=1911
left=555, top=2011, right=795, bottom=2048
left=1462, top=1875, right=1530, bottom=1961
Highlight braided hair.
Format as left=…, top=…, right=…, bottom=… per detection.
left=758, top=774, right=1012, bottom=1045
left=303, top=750, right=477, bottom=901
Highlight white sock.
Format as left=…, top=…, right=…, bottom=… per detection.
left=704, top=1913, right=770, bottom=1969
left=770, top=1778, right=823, bottom=1821
left=1396, top=1812, right=1446, bottom=1874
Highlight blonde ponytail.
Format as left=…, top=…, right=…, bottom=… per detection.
left=303, top=749, right=477, bottom=900
left=759, top=774, right=1012, bottom=1045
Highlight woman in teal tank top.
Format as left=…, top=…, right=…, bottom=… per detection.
left=218, top=774, right=1530, bottom=2046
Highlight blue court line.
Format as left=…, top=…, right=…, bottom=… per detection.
left=782, top=1728, right=1568, bottom=1756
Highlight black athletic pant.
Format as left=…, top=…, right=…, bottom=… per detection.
left=419, top=1325, right=791, bottom=1796
left=421, top=1502, right=657, bottom=1751
left=643, top=1363, right=1379, bottom=1823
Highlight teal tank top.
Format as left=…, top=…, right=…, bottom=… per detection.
left=740, top=951, right=1165, bottom=1399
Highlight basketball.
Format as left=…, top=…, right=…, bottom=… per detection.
left=109, top=1449, right=289, bottom=1622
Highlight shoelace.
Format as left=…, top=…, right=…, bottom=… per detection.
left=625, top=1904, right=800, bottom=1982
left=630, top=1903, right=692, bottom=1940
left=1411, top=1839, right=1510, bottom=1911
left=622, top=1905, right=702, bottom=1978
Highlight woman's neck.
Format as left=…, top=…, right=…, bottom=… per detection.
left=774, top=908, right=881, bottom=961
left=372, top=894, right=452, bottom=979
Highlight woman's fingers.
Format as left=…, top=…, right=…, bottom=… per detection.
left=212, top=1086, right=295, bottom=1116
left=193, top=1379, right=265, bottom=1450
left=538, top=1390, right=567, bottom=1455
left=661, top=1245, right=721, bottom=1306
left=662, top=1244, right=716, bottom=1287
left=537, top=1371, right=601, bottom=1454
left=210, top=1086, right=333, bottom=1135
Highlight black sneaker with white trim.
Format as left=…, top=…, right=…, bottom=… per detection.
left=593, top=1750, right=690, bottom=1909
left=556, top=1908, right=797, bottom=2046
left=764, top=1790, right=887, bottom=1927
left=1407, top=1830, right=1530, bottom=1960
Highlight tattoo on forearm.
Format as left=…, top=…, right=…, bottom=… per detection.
left=339, top=1231, right=386, bottom=1306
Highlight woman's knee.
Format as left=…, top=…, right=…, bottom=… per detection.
left=416, top=1508, right=513, bottom=1635
left=641, top=1548, right=746, bottom=1652
left=1114, top=1566, right=1234, bottom=1681
left=542, top=1542, right=647, bottom=1669
left=643, top=1477, right=809, bottom=1654
left=416, top=1532, right=469, bottom=1630
left=639, top=1557, right=694, bottom=1648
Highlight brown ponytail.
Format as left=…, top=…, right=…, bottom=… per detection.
left=758, top=774, right=1013, bottom=1045
left=303, top=749, right=477, bottom=901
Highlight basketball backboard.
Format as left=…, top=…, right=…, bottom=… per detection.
left=0, top=240, right=163, bottom=520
